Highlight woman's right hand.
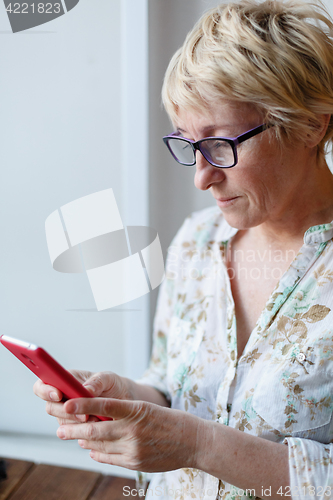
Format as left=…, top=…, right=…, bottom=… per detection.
left=33, top=370, right=133, bottom=426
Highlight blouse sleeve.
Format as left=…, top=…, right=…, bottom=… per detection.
left=135, top=215, right=191, bottom=402
left=283, top=437, right=333, bottom=499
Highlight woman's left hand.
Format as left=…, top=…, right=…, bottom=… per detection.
left=57, top=398, right=202, bottom=472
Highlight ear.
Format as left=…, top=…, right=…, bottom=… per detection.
left=305, top=114, right=331, bottom=148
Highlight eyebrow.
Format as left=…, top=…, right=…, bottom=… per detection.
left=176, top=126, right=218, bottom=135
left=176, top=125, right=238, bottom=136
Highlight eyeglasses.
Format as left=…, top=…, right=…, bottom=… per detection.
left=163, top=124, right=269, bottom=168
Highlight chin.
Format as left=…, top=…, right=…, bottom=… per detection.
left=220, top=209, right=262, bottom=230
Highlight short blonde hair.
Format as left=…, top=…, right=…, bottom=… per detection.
left=162, top=0, right=333, bottom=158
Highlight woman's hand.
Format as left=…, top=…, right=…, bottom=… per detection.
left=33, top=370, right=133, bottom=426
left=57, top=397, right=201, bottom=472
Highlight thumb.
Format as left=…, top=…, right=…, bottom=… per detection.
left=82, top=372, right=117, bottom=397
left=83, top=372, right=107, bottom=397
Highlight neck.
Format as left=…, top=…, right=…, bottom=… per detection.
left=249, top=160, right=333, bottom=249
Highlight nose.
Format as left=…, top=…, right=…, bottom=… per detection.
left=194, top=151, right=226, bottom=191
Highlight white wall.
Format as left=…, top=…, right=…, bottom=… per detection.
left=0, top=0, right=136, bottom=475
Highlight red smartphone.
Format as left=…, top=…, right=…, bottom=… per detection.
left=0, top=335, right=110, bottom=422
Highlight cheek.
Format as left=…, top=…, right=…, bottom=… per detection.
left=235, top=142, right=291, bottom=209
left=231, top=167, right=260, bottom=194
left=234, top=168, right=274, bottom=209
left=237, top=150, right=279, bottom=191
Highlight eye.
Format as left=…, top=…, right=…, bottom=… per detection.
left=212, top=139, right=229, bottom=150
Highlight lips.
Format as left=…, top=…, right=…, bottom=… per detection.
left=215, top=196, right=239, bottom=207
left=216, top=197, right=237, bottom=202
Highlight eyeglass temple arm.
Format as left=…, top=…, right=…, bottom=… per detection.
left=236, top=124, right=269, bottom=145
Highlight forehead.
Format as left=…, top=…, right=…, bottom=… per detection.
left=173, top=100, right=262, bottom=135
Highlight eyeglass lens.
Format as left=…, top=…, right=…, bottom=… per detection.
left=167, top=138, right=235, bottom=167
left=200, top=139, right=235, bottom=167
left=167, top=138, right=195, bottom=165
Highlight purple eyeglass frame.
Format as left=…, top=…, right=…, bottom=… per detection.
left=163, top=123, right=269, bottom=168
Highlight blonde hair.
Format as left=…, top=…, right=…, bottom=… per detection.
left=162, top=0, right=333, bottom=158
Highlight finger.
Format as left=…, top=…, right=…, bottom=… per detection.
left=64, top=397, right=139, bottom=420
left=57, top=420, right=115, bottom=441
left=46, top=401, right=87, bottom=423
left=78, top=439, right=122, bottom=454
left=58, top=418, right=86, bottom=425
left=89, top=450, right=134, bottom=470
left=68, top=370, right=94, bottom=385
left=89, top=450, right=117, bottom=466
left=82, top=372, right=117, bottom=397
left=33, top=379, right=62, bottom=402
left=87, top=415, right=100, bottom=423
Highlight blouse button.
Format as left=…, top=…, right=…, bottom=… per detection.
left=297, top=353, right=305, bottom=362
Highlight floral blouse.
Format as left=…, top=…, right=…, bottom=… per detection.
left=138, top=206, right=333, bottom=500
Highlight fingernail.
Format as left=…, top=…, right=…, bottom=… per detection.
left=69, top=403, right=78, bottom=413
left=78, top=440, right=85, bottom=448
left=76, top=414, right=87, bottom=423
left=57, top=428, right=66, bottom=439
left=50, top=392, right=60, bottom=401
left=84, top=385, right=95, bottom=394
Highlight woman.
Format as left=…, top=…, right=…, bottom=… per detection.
left=34, top=0, right=333, bottom=498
